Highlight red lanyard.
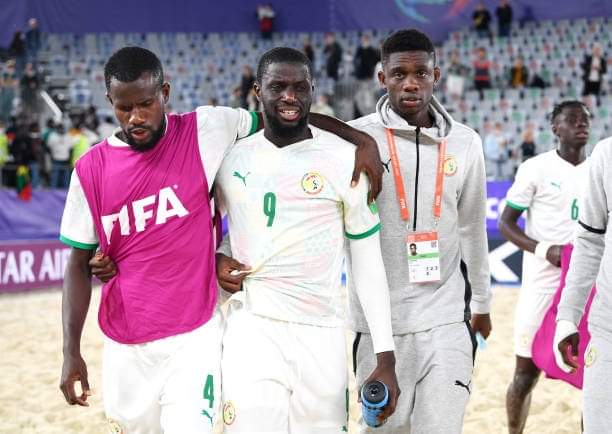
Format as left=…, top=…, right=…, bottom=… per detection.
left=385, top=128, right=446, bottom=224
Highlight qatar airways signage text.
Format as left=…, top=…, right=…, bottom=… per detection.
left=0, top=240, right=71, bottom=292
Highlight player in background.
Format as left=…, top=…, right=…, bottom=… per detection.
left=554, top=134, right=612, bottom=433
left=60, top=46, right=384, bottom=433
left=499, top=101, right=591, bottom=434
left=215, top=47, right=399, bottom=433
left=344, top=29, right=492, bottom=433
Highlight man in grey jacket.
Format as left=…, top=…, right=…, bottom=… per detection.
left=554, top=135, right=612, bottom=434
left=348, top=29, right=492, bottom=433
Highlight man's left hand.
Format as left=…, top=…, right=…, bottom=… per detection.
left=471, top=313, right=492, bottom=339
left=89, top=251, right=117, bottom=283
left=352, top=132, right=383, bottom=203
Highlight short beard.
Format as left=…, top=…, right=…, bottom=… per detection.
left=264, top=107, right=309, bottom=139
left=125, top=117, right=166, bottom=152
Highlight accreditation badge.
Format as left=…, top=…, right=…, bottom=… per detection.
left=407, top=231, right=441, bottom=283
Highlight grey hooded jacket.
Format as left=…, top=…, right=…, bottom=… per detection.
left=347, top=94, right=491, bottom=334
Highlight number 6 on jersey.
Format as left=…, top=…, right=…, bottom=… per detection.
left=263, top=192, right=276, bottom=227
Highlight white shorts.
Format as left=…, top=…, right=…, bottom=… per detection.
left=513, top=289, right=554, bottom=358
left=221, top=306, right=348, bottom=433
left=102, top=310, right=223, bottom=434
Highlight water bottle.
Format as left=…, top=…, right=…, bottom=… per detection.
left=360, top=380, right=389, bottom=427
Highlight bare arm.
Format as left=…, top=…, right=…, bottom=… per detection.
left=60, top=247, right=95, bottom=406
left=498, top=206, right=535, bottom=252
left=498, top=205, right=561, bottom=266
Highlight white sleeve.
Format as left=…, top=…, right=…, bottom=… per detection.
left=557, top=142, right=608, bottom=325
left=196, top=106, right=257, bottom=192
left=349, top=233, right=395, bottom=353
left=59, top=170, right=98, bottom=249
left=505, top=160, right=536, bottom=211
left=341, top=174, right=380, bottom=240
left=457, top=133, right=491, bottom=314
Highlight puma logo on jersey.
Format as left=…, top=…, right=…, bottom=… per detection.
left=454, top=380, right=471, bottom=394
left=101, top=186, right=189, bottom=243
left=550, top=181, right=562, bottom=189
left=201, top=409, right=213, bottom=426
left=381, top=159, right=391, bottom=173
left=233, top=171, right=251, bottom=186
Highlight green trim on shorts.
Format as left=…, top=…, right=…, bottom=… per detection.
left=248, top=111, right=259, bottom=136
left=505, top=200, right=528, bottom=211
left=345, top=223, right=381, bottom=240
left=59, top=235, right=98, bottom=250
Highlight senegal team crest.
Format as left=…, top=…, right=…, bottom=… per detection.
left=301, top=172, right=324, bottom=195
left=444, top=155, right=457, bottom=176
left=585, top=345, right=597, bottom=367
left=107, top=418, right=123, bottom=434
left=223, top=401, right=236, bottom=425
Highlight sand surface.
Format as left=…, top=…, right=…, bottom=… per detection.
left=0, top=286, right=582, bottom=433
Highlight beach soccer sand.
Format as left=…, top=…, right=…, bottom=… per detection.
left=0, top=285, right=581, bottom=433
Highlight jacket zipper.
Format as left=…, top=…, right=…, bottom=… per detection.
left=413, top=127, right=420, bottom=232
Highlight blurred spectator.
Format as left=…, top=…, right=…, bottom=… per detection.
left=246, top=88, right=259, bottom=111
left=310, top=94, right=335, bottom=117
left=25, top=18, right=41, bottom=64
left=303, top=37, right=315, bottom=65
left=324, top=33, right=343, bottom=80
left=519, top=126, right=536, bottom=162
left=472, top=2, right=492, bottom=40
left=97, top=116, right=116, bottom=141
left=484, top=122, right=509, bottom=179
left=256, top=4, right=275, bottom=40
left=229, top=86, right=242, bottom=109
left=69, top=123, right=91, bottom=167
left=353, top=34, right=380, bottom=80
left=47, top=124, right=72, bottom=188
left=28, top=122, right=43, bottom=188
left=581, top=43, right=606, bottom=101
left=239, top=66, right=255, bottom=109
left=42, top=118, right=56, bottom=144
left=473, top=47, right=492, bottom=100
left=0, top=63, right=18, bottom=123
left=8, top=31, right=25, bottom=76
left=0, top=121, right=8, bottom=169
left=496, top=0, right=513, bottom=38
left=9, top=124, right=37, bottom=184
left=83, top=105, right=100, bottom=133
left=509, top=56, right=529, bottom=88
left=20, top=62, right=40, bottom=116
left=446, top=50, right=470, bottom=98
left=529, top=68, right=548, bottom=88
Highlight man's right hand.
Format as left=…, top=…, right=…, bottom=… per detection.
left=89, top=251, right=117, bottom=283
left=546, top=244, right=563, bottom=267
left=59, top=353, right=91, bottom=406
left=554, top=320, right=580, bottom=373
left=215, top=253, right=251, bottom=294
left=361, top=351, right=400, bottom=423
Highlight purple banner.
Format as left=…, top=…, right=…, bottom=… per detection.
left=0, top=189, right=66, bottom=241
left=486, top=180, right=524, bottom=240
left=1, top=0, right=610, bottom=46
left=0, top=239, right=70, bottom=292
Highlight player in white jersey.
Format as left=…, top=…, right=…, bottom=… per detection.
left=499, top=101, right=591, bottom=434
left=215, top=47, right=399, bottom=433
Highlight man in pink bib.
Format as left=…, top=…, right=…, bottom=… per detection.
left=59, top=47, right=383, bottom=434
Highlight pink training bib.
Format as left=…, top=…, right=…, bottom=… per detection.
left=532, top=244, right=596, bottom=389
left=76, top=112, right=217, bottom=344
